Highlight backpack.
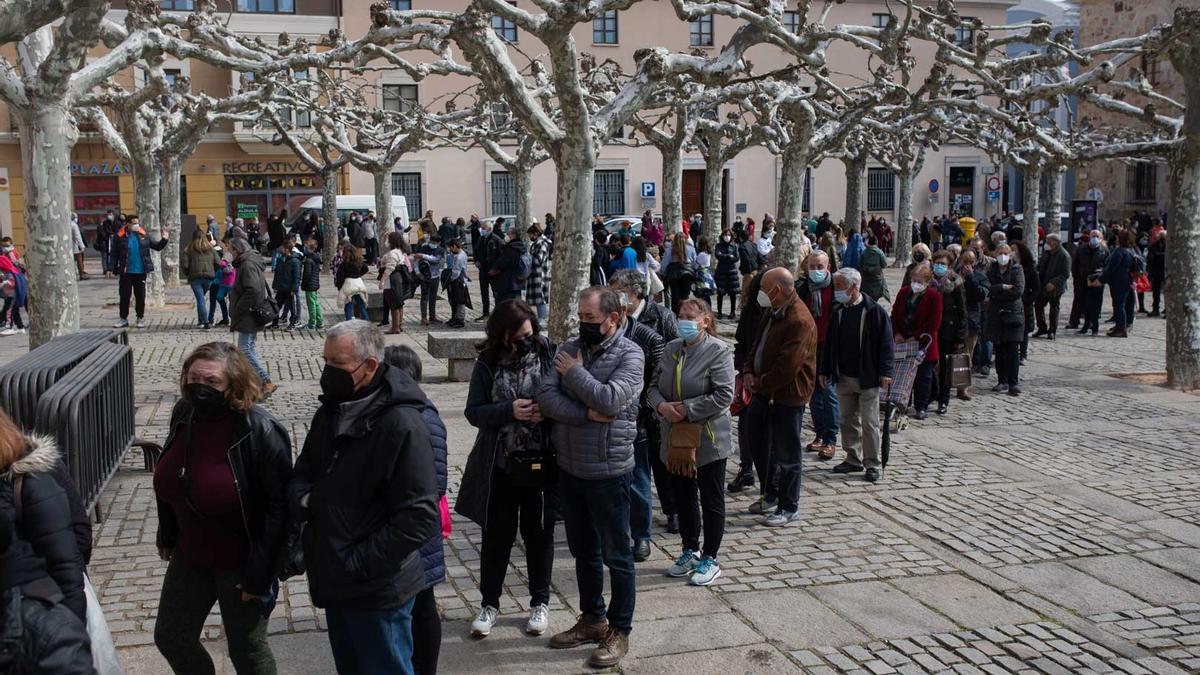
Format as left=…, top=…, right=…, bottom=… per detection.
left=516, top=250, right=533, bottom=283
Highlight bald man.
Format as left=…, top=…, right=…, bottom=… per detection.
left=741, top=267, right=818, bottom=527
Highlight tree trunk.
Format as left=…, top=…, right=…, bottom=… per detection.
left=1046, top=166, right=1065, bottom=236
left=14, top=103, right=79, bottom=347
left=546, top=153, right=596, bottom=342
left=894, top=170, right=914, bottom=267
left=1022, top=165, right=1042, bottom=261
left=843, top=154, right=865, bottom=232
left=159, top=163, right=182, bottom=287
left=661, top=146, right=683, bottom=235
left=1165, top=20, right=1200, bottom=390
left=372, top=170, right=393, bottom=242
left=775, top=147, right=811, bottom=270
left=703, top=156, right=723, bottom=244
left=132, top=164, right=166, bottom=309
left=513, top=166, right=533, bottom=237
left=320, top=169, right=339, bottom=269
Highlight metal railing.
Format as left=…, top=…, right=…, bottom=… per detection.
left=0, top=329, right=127, bottom=430
left=33, top=341, right=135, bottom=513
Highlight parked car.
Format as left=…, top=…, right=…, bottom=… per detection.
left=480, top=214, right=516, bottom=231
left=288, top=195, right=411, bottom=232
left=604, top=213, right=662, bottom=237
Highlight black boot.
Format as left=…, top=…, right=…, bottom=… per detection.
left=727, top=470, right=755, bottom=493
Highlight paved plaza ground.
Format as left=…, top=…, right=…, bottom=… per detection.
left=3, top=261, right=1200, bottom=674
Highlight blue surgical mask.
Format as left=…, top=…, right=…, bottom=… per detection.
left=678, top=320, right=700, bottom=341
left=1090, top=237, right=1101, bottom=248
left=808, top=269, right=828, bottom=284
left=932, top=263, right=948, bottom=277
left=834, top=289, right=850, bottom=304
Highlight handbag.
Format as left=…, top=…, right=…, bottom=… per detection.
left=949, top=352, right=972, bottom=388
left=731, top=373, right=753, bottom=415
left=1133, top=273, right=1150, bottom=293
left=667, top=422, right=702, bottom=477
left=84, top=575, right=124, bottom=675
left=648, top=269, right=664, bottom=296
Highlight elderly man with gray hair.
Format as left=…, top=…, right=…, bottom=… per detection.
left=1034, top=232, right=1071, bottom=340
left=289, top=320, right=439, bottom=674
left=818, top=268, right=895, bottom=483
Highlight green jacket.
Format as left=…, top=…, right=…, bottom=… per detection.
left=183, top=248, right=218, bottom=281
left=646, top=333, right=735, bottom=467
left=858, top=245, right=890, bottom=301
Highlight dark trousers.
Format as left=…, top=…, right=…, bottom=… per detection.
left=1083, top=285, right=1104, bottom=332
left=748, top=397, right=806, bottom=513
left=716, top=290, right=737, bottom=318
left=935, top=350, right=957, bottom=406
left=559, top=471, right=635, bottom=634
left=670, top=459, right=727, bottom=559
left=630, top=437, right=653, bottom=543
left=1, top=297, right=23, bottom=329
left=1151, top=276, right=1163, bottom=313
left=364, top=238, right=379, bottom=265
left=478, top=273, right=492, bottom=314
left=411, top=587, right=441, bottom=675
left=118, top=272, right=147, bottom=320
left=1068, top=280, right=1085, bottom=326
left=275, top=289, right=296, bottom=324
left=420, top=279, right=440, bottom=321
left=734, top=410, right=755, bottom=476
left=995, top=341, right=1021, bottom=386
left=668, top=280, right=692, bottom=313
left=913, top=359, right=936, bottom=412
left=479, top=469, right=554, bottom=609
left=326, top=600, right=415, bottom=675
left=1036, top=294, right=1061, bottom=334
left=647, top=424, right=676, bottom=516
left=1125, top=288, right=1136, bottom=327
left=154, top=556, right=276, bottom=675
left=1111, top=284, right=1131, bottom=329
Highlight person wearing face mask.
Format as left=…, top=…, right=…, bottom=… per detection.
left=476, top=219, right=503, bottom=319
left=891, top=263, right=943, bottom=419
left=1100, top=228, right=1140, bottom=338
left=819, top=269, right=894, bottom=483
left=228, top=237, right=277, bottom=398
left=537, top=287, right=645, bottom=668
left=526, top=222, right=553, bottom=323
left=1012, top=242, right=1039, bottom=363
left=1034, top=233, right=1071, bottom=340
left=110, top=214, right=170, bottom=329
left=290, top=321, right=439, bottom=674
left=930, top=251, right=967, bottom=415
left=1070, top=229, right=1108, bottom=333
left=491, top=223, right=529, bottom=303
left=713, top=229, right=741, bottom=320
left=901, top=243, right=932, bottom=288
left=647, top=298, right=734, bottom=585
left=607, top=275, right=666, bottom=563
left=457, top=300, right=558, bottom=641
left=857, top=234, right=890, bottom=302
left=985, top=244, right=1026, bottom=394
left=795, top=252, right=840, bottom=461
left=153, top=342, right=293, bottom=674
left=741, top=267, right=818, bottom=527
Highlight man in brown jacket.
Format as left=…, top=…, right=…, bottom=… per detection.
left=742, top=267, right=818, bottom=526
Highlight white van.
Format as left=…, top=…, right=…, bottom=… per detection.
left=288, top=195, right=410, bottom=229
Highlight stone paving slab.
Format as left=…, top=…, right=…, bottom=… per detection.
left=995, top=562, right=1151, bottom=616
left=725, top=589, right=869, bottom=649
left=1067, top=555, right=1200, bottom=607
left=889, top=574, right=1040, bottom=628
left=809, top=581, right=958, bottom=640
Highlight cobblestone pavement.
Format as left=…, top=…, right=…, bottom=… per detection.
left=3, top=261, right=1199, bottom=674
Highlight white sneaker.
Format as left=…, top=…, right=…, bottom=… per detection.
left=471, top=605, right=499, bottom=638
left=113, top=319, right=129, bottom=328
left=690, top=556, right=722, bottom=586
left=0, top=328, right=16, bottom=337
left=763, top=509, right=799, bottom=527
left=666, top=549, right=700, bottom=578
left=525, top=603, right=549, bottom=636
left=135, top=317, right=146, bottom=329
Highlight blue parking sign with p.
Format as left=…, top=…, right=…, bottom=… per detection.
left=641, top=182, right=656, bottom=197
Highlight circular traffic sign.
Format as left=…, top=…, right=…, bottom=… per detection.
left=928, top=179, right=939, bottom=194
left=986, top=175, right=1001, bottom=191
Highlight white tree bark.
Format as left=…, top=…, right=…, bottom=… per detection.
left=546, top=151, right=596, bottom=341
left=1022, top=165, right=1042, bottom=260
left=321, top=169, right=339, bottom=264
left=662, top=148, right=684, bottom=235
left=895, top=170, right=915, bottom=267
left=703, top=155, right=723, bottom=243
left=1046, top=165, right=1065, bottom=236
left=14, top=103, right=79, bottom=346
left=513, top=166, right=533, bottom=235
left=843, top=153, right=865, bottom=232
left=132, top=164, right=166, bottom=309
left=1166, top=13, right=1200, bottom=390
left=776, top=147, right=811, bottom=270
left=159, top=162, right=183, bottom=287
left=373, top=170, right=393, bottom=243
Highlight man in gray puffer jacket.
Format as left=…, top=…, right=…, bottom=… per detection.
left=538, top=286, right=644, bottom=669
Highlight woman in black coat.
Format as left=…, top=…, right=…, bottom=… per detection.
left=456, top=299, right=556, bottom=640
left=1013, top=242, right=1038, bottom=363
left=1147, top=230, right=1166, bottom=316
left=931, top=250, right=968, bottom=414
left=0, top=408, right=92, bottom=622
left=713, top=229, right=741, bottom=320
left=986, top=244, right=1026, bottom=396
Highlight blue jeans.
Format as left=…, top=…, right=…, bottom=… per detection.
left=629, top=437, right=653, bottom=543
left=1084, top=285, right=1104, bottom=332
left=808, top=370, right=839, bottom=445
left=189, top=279, right=212, bottom=324
left=1110, top=284, right=1130, bottom=329
left=973, top=339, right=993, bottom=370
left=236, top=332, right=270, bottom=384
left=559, top=471, right=636, bottom=634
left=344, top=295, right=368, bottom=320
left=326, top=599, right=415, bottom=675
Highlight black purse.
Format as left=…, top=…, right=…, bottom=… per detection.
left=505, top=425, right=555, bottom=487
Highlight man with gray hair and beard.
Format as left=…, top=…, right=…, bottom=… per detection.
left=290, top=320, right=438, bottom=674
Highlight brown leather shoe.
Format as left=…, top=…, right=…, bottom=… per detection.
left=588, top=628, right=629, bottom=668
left=817, top=444, right=837, bottom=461
left=548, top=615, right=608, bottom=649
left=956, top=388, right=972, bottom=401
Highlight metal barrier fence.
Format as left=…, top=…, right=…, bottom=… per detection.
left=33, top=341, right=135, bottom=514
left=0, top=329, right=127, bottom=430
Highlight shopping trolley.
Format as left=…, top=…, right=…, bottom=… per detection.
left=880, top=333, right=932, bottom=467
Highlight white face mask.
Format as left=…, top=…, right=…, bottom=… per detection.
left=997, top=254, right=1010, bottom=266
left=757, top=289, right=773, bottom=308
left=911, top=281, right=927, bottom=294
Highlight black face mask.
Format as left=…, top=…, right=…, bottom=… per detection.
left=320, top=361, right=365, bottom=403
left=912, top=252, right=926, bottom=263
left=185, top=383, right=229, bottom=419
left=513, top=335, right=536, bottom=357
left=579, top=321, right=606, bottom=346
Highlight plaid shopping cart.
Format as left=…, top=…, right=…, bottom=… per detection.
left=880, top=334, right=932, bottom=467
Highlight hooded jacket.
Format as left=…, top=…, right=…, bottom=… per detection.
left=110, top=226, right=168, bottom=275
left=156, top=400, right=294, bottom=596
left=229, top=251, right=272, bottom=334
left=492, top=237, right=529, bottom=296
left=301, top=250, right=322, bottom=292
left=289, top=365, right=439, bottom=610
left=0, top=435, right=91, bottom=621
left=933, top=270, right=968, bottom=348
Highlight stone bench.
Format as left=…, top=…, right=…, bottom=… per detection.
left=427, top=331, right=484, bottom=382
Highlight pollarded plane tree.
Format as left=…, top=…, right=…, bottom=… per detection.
left=629, top=81, right=706, bottom=238
left=693, top=101, right=763, bottom=244
left=374, top=1, right=766, bottom=340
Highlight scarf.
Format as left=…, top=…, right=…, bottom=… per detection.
left=809, top=273, right=832, bottom=317
left=492, top=350, right=545, bottom=457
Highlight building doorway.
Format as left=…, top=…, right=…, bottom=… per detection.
left=682, top=170, right=704, bottom=222
left=949, top=166, right=975, bottom=218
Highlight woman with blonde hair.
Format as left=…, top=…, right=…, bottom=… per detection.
left=153, top=341, right=293, bottom=674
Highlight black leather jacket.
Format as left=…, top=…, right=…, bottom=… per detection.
left=156, top=401, right=294, bottom=596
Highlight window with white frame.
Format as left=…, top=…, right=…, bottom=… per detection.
left=593, top=10, right=618, bottom=44
left=690, top=15, right=713, bottom=46
left=382, top=84, right=419, bottom=114
left=593, top=170, right=625, bottom=215
left=493, top=3, right=518, bottom=43
left=783, top=11, right=800, bottom=34
left=491, top=172, right=517, bottom=215
left=236, top=0, right=294, bottom=13
left=391, top=173, right=423, bottom=221
left=872, top=13, right=893, bottom=29
left=867, top=168, right=896, bottom=211
left=954, top=19, right=976, bottom=49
